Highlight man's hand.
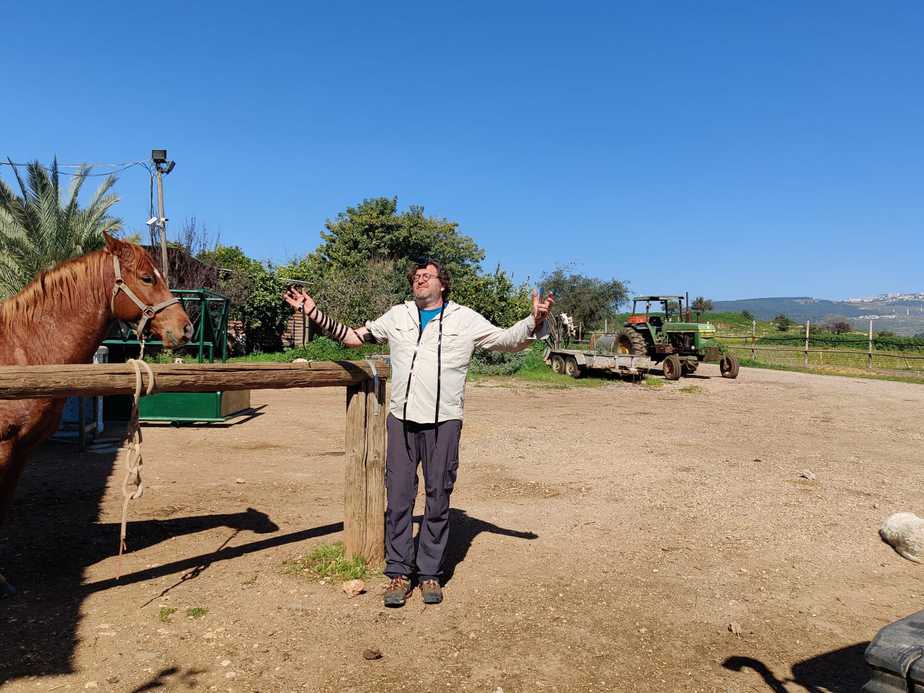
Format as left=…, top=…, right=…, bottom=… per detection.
left=532, top=289, right=554, bottom=327
left=284, top=287, right=316, bottom=314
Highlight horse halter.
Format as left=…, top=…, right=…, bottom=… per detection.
left=110, top=255, right=180, bottom=338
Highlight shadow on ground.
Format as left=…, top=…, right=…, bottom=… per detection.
left=723, top=642, right=871, bottom=693
left=0, top=436, right=331, bottom=686
left=412, top=507, right=538, bottom=584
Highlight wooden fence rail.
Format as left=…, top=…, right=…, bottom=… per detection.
left=0, top=360, right=390, bottom=399
left=0, top=359, right=391, bottom=564
left=716, top=335, right=924, bottom=373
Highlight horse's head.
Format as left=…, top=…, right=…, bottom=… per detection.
left=103, top=233, right=193, bottom=348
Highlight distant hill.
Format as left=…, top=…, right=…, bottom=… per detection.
left=712, top=297, right=867, bottom=321
left=712, top=296, right=924, bottom=336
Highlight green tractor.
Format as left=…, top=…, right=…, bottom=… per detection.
left=613, top=295, right=739, bottom=380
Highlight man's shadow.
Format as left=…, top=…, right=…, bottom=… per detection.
left=723, top=642, right=871, bottom=692
left=413, top=507, right=538, bottom=584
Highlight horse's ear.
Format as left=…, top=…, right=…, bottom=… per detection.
left=103, top=232, right=134, bottom=262
left=103, top=231, right=120, bottom=255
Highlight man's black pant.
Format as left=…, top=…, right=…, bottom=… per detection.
left=385, top=414, right=462, bottom=580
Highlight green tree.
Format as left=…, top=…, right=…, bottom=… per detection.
left=0, top=160, right=121, bottom=297
left=773, top=314, right=794, bottom=332
left=284, top=196, right=531, bottom=326
left=199, top=244, right=289, bottom=352
left=452, top=265, right=532, bottom=327
left=539, top=268, right=629, bottom=330
left=825, top=320, right=852, bottom=334
left=312, top=197, right=483, bottom=281
left=282, top=257, right=408, bottom=329
left=691, top=296, right=714, bottom=312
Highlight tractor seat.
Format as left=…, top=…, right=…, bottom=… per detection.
left=626, top=315, right=647, bottom=325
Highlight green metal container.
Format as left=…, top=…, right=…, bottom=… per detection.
left=139, top=390, right=251, bottom=423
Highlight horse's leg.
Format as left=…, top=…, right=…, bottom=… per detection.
left=0, top=440, right=25, bottom=598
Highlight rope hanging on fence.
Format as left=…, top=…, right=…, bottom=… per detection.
left=117, top=355, right=156, bottom=578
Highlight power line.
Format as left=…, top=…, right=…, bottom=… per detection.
left=0, top=160, right=151, bottom=177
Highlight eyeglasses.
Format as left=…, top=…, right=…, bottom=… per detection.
left=414, top=273, right=435, bottom=282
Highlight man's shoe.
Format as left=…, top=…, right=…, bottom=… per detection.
left=419, top=579, right=443, bottom=605
left=383, top=576, right=412, bottom=608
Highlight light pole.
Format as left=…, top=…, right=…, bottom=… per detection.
left=151, top=149, right=176, bottom=283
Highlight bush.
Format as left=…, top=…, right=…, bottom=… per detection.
left=824, top=320, right=853, bottom=334
left=773, top=314, right=794, bottom=331
left=468, top=341, right=549, bottom=376
left=230, top=337, right=383, bottom=363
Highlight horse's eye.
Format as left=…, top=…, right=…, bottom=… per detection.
left=141, top=275, right=155, bottom=285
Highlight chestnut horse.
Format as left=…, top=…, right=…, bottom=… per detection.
left=0, top=233, right=192, bottom=595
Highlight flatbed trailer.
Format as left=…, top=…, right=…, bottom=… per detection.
left=544, top=346, right=655, bottom=379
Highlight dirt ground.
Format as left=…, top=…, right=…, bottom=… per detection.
left=2, top=364, right=923, bottom=692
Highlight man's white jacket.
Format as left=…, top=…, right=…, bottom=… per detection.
left=365, top=300, right=547, bottom=424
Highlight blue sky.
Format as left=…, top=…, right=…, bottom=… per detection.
left=2, top=2, right=922, bottom=301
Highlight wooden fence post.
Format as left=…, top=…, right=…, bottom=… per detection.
left=751, top=320, right=757, bottom=361
left=804, top=320, right=810, bottom=368
left=868, top=319, right=873, bottom=370
left=344, top=376, right=387, bottom=565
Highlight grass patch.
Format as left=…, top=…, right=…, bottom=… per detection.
left=678, top=385, right=703, bottom=394
left=735, top=356, right=924, bottom=385
left=185, top=607, right=208, bottom=619
left=283, top=541, right=373, bottom=582
left=158, top=607, right=177, bottom=623
left=642, top=376, right=664, bottom=389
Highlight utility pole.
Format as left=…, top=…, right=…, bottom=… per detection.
left=151, top=149, right=176, bottom=284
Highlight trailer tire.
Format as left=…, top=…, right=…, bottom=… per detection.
left=565, top=356, right=583, bottom=378
left=662, top=354, right=682, bottom=380
left=720, top=353, right=740, bottom=379
left=551, top=354, right=566, bottom=374
left=682, top=360, right=699, bottom=375
left=615, top=328, right=647, bottom=356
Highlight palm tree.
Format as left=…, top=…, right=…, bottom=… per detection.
left=0, top=159, right=122, bottom=297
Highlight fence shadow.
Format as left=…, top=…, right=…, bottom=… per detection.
left=722, top=642, right=871, bottom=692
left=0, top=436, right=332, bottom=687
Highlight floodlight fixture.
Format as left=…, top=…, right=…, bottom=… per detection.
left=151, top=149, right=167, bottom=164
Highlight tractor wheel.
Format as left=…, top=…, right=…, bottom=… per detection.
left=565, top=356, right=583, bottom=378
left=682, top=359, right=699, bottom=375
left=615, top=327, right=647, bottom=355
left=720, top=353, right=740, bottom=379
left=551, top=354, right=566, bottom=374
left=662, top=354, right=682, bottom=381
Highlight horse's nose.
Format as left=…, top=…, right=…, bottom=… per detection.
left=183, top=321, right=194, bottom=341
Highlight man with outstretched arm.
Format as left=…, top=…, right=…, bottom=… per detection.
left=284, top=259, right=553, bottom=608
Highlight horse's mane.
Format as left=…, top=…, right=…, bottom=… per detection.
left=0, top=251, right=110, bottom=333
